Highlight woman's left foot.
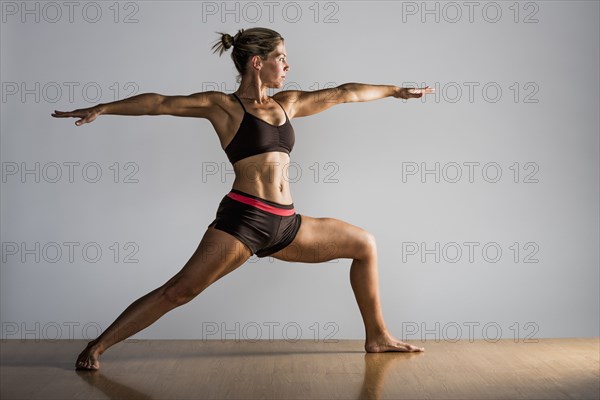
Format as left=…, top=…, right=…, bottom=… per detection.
left=365, top=334, right=425, bottom=353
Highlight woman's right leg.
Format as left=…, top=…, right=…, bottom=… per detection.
left=75, top=226, right=253, bottom=370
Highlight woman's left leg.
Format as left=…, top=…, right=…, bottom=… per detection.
left=268, top=214, right=424, bottom=353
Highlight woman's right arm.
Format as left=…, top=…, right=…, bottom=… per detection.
left=52, top=91, right=221, bottom=126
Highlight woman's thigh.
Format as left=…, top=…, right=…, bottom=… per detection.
left=268, top=214, right=374, bottom=263
left=162, top=226, right=253, bottom=296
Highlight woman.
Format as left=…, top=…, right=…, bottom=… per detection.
left=52, top=27, right=433, bottom=371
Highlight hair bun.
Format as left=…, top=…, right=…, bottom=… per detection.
left=211, top=30, right=240, bottom=56
left=223, top=33, right=235, bottom=49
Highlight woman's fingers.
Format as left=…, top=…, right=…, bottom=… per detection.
left=52, top=110, right=82, bottom=118
left=52, top=109, right=97, bottom=126
left=405, top=86, right=435, bottom=98
left=51, top=110, right=69, bottom=117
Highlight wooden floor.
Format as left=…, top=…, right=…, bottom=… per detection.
left=1, top=338, right=598, bottom=399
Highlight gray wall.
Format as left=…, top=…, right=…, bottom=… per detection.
left=1, top=1, right=598, bottom=343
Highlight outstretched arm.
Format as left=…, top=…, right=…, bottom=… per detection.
left=342, top=83, right=433, bottom=102
left=278, top=83, right=434, bottom=119
left=52, top=92, right=221, bottom=126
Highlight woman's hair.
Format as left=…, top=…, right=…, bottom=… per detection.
left=211, top=27, right=284, bottom=82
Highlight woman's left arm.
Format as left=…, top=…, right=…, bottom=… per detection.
left=342, top=83, right=433, bottom=102
left=280, top=83, right=434, bottom=118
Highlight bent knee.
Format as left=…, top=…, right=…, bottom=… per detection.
left=356, top=230, right=377, bottom=259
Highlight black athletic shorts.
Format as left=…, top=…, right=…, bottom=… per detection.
left=208, top=188, right=302, bottom=258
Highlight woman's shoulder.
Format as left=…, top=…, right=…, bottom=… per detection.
left=273, top=90, right=302, bottom=119
left=190, top=91, right=244, bottom=114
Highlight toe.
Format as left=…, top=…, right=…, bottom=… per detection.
left=75, top=357, right=98, bottom=370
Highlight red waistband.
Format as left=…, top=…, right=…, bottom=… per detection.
left=226, top=192, right=295, bottom=216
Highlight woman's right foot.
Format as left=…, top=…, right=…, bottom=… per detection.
left=75, top=341, right=102, bottom=371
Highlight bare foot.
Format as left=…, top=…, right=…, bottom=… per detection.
left=75, top=341, right=102, bottom=371
left=365, top=334, right=425, bottom=353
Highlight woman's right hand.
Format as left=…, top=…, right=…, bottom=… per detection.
left=51, top=106, right=103, bottom=126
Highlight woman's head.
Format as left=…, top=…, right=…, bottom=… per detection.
left=212, top=27, right=288, bottom=84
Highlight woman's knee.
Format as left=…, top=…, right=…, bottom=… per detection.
left=355, top=230, right=377, bottom=260
left=161, top=277, right=205, bottom=306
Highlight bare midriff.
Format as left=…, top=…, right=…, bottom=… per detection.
left=231, top=151, right=293, bottom=205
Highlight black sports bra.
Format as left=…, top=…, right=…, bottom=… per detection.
left=224, top=93, right=295, bottom=165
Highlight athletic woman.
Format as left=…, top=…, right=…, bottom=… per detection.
left=52, top=27, right=434, bottom=371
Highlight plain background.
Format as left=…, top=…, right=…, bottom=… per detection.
left=1, top=1, right=598, bottom=342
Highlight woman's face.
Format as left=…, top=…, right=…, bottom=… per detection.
left=258, top=41, right=289, bottom=88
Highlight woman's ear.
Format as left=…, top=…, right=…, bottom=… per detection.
left=250, top=55, right=263, bottom=71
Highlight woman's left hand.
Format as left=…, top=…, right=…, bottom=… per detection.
left=395, top=86, right=435, bottom=99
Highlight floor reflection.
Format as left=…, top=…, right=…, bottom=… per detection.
left=76, top=348, right=424, bottom=400
left=359, top=352, right=423, bottom=399
left=76, top=370, right=154, bottom=400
